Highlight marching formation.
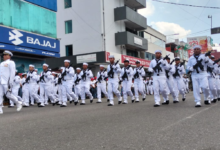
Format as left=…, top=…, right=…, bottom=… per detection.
left=0, top=45, right=220, bottom=114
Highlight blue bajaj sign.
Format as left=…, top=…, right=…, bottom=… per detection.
left=0, top=26, right=59, bottom=53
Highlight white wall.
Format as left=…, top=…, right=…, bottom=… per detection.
left=57, top=0, right=103, bottom=56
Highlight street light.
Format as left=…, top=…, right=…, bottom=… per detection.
left=208, top=15, right=212, bottom=29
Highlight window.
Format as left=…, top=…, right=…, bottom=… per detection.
left=65, top=0, right=72, bottom=8
left=127, top=50, right=138, bottom=57
left=66, top=45, right=73, bottom=56
left=65, top=20, right=72, bottom=34
left=145, top=52, right=155, bottom=60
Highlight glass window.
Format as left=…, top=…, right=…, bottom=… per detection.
left=65, top=20, right=72, bottom=34
left=66, top=45, right=73, bottom=56
left=127, top=50, right=138, bottom=57
left=145, top=52, right=155, bottom=60
left=65, top=0, right=72, bottom=8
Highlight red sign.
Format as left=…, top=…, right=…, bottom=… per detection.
left=188, top=49, right=194, bottom=58
left=121, top=55, right=150, bottom=68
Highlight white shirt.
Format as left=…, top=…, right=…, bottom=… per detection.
left=12, top=75, right=21, bottom=89
left=173, top=64, right=186, bottom=79
left=63, top=66, right=75, bottom=80
left=148, top=58, right=169, bottom=77
left=133, top=67, right=145, bottom=80
left=0, top=59, right=16, bottom=85
left=96, top=70, right=108, bottom=83
left=73, top=73, right=82, bottom=85
left=107, top=63, right=121, bottom=82
left=27, top=71, right=38, bottom=84
left=120, top=66, right=133, bottom=81
left=39, top=70, right=53, bottom=85
left=80, top=69, right=93, bottom=83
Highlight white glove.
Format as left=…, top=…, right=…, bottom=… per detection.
left=112, top=65, right=116, bottom=69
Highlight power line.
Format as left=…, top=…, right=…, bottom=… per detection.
left=152, top=0, right=220, bottom=9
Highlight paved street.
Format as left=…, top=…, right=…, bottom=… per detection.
left=1, top=92, right=220, bottom=150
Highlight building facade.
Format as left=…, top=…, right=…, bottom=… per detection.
left=53, top=0, right=149, bottom=72
left=0, top=0, right=59, bottom=72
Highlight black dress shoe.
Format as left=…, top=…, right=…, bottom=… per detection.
left=57, top=103, right=60, bottom=105
left=195, top=104, right=201, bottom=107
left=52, top=103, right=56, bottom=106
left=166, top=100, right=169, bottom=104
left=218, top=98, right=220, bottom=101
left=122, top=102, right=127, bottom=104
left=135, top=101, right=139, bottom=103
left=107, top=99, right=110, bottom=102
left=74, top=101, right=78, bottom=105
left=60, top=105, right=67, bottom=107
left=90, top=100, right=93, bottom=103
left=118, top=101, right=122, bottom=104
left=23, top=105, right=29, bottom=107
left=204, top=101, right=210, bottom=105
left=212, top=99, right=217, bottom=103
left=80, top=103, right=85, bottom=105
left=132, top=100, right=134, bottom=103
left=108, top=104, right=113, bottom=106
left=70, top=101, right=73, bottom=104
left=8, top=106, right=14, bottom=108
left=154, top=104, right=160, bottom=107
left=173, top=101, right=179, bottom=104
left=38, top=105, right=44, bottom=107
left=182, top=98, right=186, bottom=101
left=96, top=102, right=102, bottom=103
left=143, top=98, right=146, bottom=101
left=37, top=103, right=41, bottom=106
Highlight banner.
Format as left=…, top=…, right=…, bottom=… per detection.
left=187, top=36, right=209, bottom=54
left=121, top=55, right=150, bottom=67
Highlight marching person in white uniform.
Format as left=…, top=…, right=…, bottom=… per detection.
left=148, top=50, right=170, bottom=107
left=107, top=55, right=122, bottom=106
left=39, top=64, right=57, bottom=107
left=80, top=63, right=93, bottom=105
left=73, top=68, right=82, bottom=100
left=148, top=78, right=154, bottom=95
left=187, top=45, right=213, bottom=107
left=163, top=57, right=178, bottom=104
left=120, top=59, right=135, bottom=104
left=133, top=60, right=146, bottom=102
left=183, top=75, right=190, bottom=93
left=60, top=60, right=78, bottom=107
left=96, top=65, right=108, bottom=103
left=9, top=70, right=21, bottom=107
left=21, top=73, right=28, bottom=106
left=172, top=57, right=186, bottom=102
left=0, top=51, right=22, bottom=114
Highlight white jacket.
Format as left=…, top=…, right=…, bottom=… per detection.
left=80, top=69, right=93, bottom=83
left=0, top=59, right=16, bottom=85
left=12, top=75, right=21, bottom=90
left=120, top=66, right=133, bottom=81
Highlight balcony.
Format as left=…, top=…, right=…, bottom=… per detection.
left=115, top=31, right=148, bottom=51
left=114, top=6, right=147, bottom=31
left=124, top=0, right=146, bottom=9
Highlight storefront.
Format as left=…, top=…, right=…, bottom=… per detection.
left=0, top=26, right=60, bottom=73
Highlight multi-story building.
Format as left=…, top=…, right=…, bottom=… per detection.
left=47, top=0, right=148, bottom=72
left=0, top=0, right=59, bottom=72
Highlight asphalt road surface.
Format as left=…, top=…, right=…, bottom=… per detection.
left=1, top=92, right=220, bottom=150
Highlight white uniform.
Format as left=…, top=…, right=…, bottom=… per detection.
left=107, top=63, right=122, bottom=105
left=0, top=59, right=22, bottom=113
left=133, top=67, right=146, bottom=101
left=164, top=64, right=178, bottom=102
left=207, top=62, right=218, bottom=102
left=120, top=66, right=134, bottom=103
left=21, top=78, right=29, bottom=106
left=173, top=64, right=186, bottom=101
left=39, top=70, right=57, bottom=106
left=148, top=58, right=169, bottom=105
left=73, top=73, right=82, bottom=100
left=183, top=78, right=190, bottom=93
left=148, top=79, right=154, bottom=95
left=80, top=69, right=93, bottom=104
left=9, top=75, right=21, bottom=106
left=61, top=66, right=78, bottom=106
left=187, top=54, right=212, bottom=105
left=96, top=70, right=108, bottom=103
left=57, top=74, right=63, bottom=105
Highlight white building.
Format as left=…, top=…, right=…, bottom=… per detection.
left=47, top=0, right=169, bottom=72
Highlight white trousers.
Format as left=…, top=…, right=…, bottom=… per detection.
left=75, top=85, right=81, bottom=99
left=163, top=77, right=178, bottom=102
left=0, top=84, right=19, bottom=107
left=58, top=85, right=62, bottom=104
left=40, top=84, right=56, bottom=105
left=62, top=81, right=77, bottom=105
left=10, top=87, right=19, bottom=106
left=108, top=81, right=121, bottom=105
left=191, top=75, right=210, bottom=103
left=80, top=82, right=92, bottom=103
left=215, top=78, right=220, bottom=99
left=173, top=77, right=186, bottom=99
left=208, top=76, right=217, bottom=100
left=134, top=79, right=145, bottom=100
left=122, top=80, right=134, bottom=103
left=97, top=83, right=108, bottom=102
left=28, top=83, right=40, bottom=105
left=153, top=76, right=169, bottom=105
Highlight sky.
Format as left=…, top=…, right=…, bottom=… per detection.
left=138, top=0, right=220, bottom=46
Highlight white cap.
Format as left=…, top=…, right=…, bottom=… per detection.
left=60, top=67, right=65, bottom=70
left=175, top=57, right=180, bottom=60
left=29, top=64, right=35, bottom=68
left=22, top=73, right=27, bottom=76
left=52, top=72, right=56, bottom=74
left=124, top=59, right=129, bottom=62
left=3, top=50, right=13, bottom=56
left=155, top=50, right=162, bottom=54
left=109, top=55, right=114, bottom=59
left=136, top=60, right=140, bottom=63
left=64, top=59, right=70, bottom=63
left=76, top=68, right=81, bottom=70
left=193, top=45, right=202, bottom=50
left=35, top=69, right=38, bottom=71
left=43, top=63, right=49, bottom=67
left=83, top=63, right=88, bottom=66
left=100, top=65, right=104, bottom=67
left=211, top=55, right=215, bottom=58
